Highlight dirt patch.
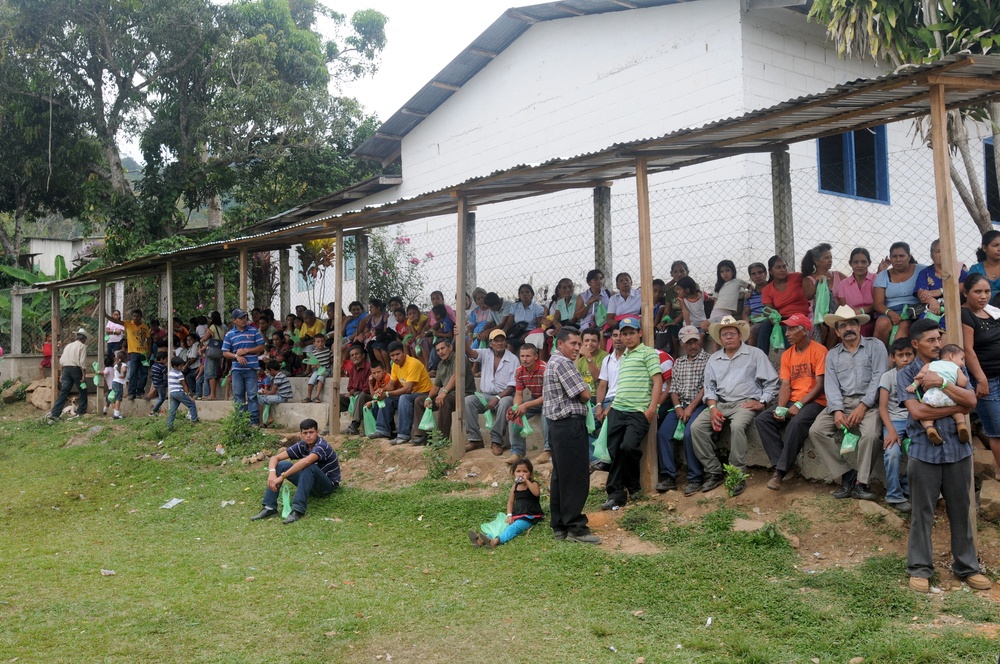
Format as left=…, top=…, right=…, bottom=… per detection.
left=327, top=434, right=429, bottom=488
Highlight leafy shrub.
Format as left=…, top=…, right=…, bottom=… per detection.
left=422, top=430, right=456, bottom=480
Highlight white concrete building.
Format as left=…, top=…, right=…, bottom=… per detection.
left=271, top=0, right=993, bottom=312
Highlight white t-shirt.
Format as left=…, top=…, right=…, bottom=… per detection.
left=599, top=352, right=623, bottom=400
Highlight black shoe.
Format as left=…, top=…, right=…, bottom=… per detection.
left=601, top=498, right=623, bottom=511
left=833, top=470, right=858, bottom=499
left=851, top=482, right=877, bottom=501
left=590, top=461, right=611, bottom=472
left=684, top=482, right=702, bottom=496
left=730, top=480, right=746, bottom=497
left=552, top=530, right=568, bottom=541
left=701, top=473, right=725, bottom=492
left=282, top=510, right=304, bottom=524
left=655, top=476, right=677, bottom=492
left=345, top=423, right=360, bottom=435
left=250, top=507, right=277, bottom=521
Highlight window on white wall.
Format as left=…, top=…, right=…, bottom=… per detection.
left=817, top=125, right=889, bottom=203
left=984, top=138, right=1000, bottom=222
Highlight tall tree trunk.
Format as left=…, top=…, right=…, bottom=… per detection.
left=948, top=111, right=993, bottom=234
left=104, top=141, right=130, bottom=196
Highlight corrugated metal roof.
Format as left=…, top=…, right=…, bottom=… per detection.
left=46, top=55, right=1000, bottom=289
left=352, top=0, right=693, bottom=164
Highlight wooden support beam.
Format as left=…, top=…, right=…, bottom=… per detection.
left=215, top=264, right=225, bottom=319
left=635, top=158, right=657, bottom=494
left=330, top=229, right=344, bottom=435
left=166, top=261, right=174, bottom=361
left=925, top=74, right=1000, bottom=91
left=772, top=147, right=795, bottom=261
left=239, top=249, right=248, bottom=311
left=431, top=81, right=460, bottom=91
left=97, top=279, right=106, bottom=409
left=50, top=288, right=60, bottom=409
left=452, top=196, right=470, bottom=462
left=278, top=249, right=290, bottom=317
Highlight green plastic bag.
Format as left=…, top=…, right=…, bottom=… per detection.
left=220, top=372, right=231, bottom=388
left=593, top=420, right=611, bottom=464
left=813, top=278, right=831, bottom=326
left=418, top=404, right=436, bottom=432
left=107, top=389, right=117, bottom=403
left=262, top=404, right=270, bottom=425
left=751, top=307, right=784, bottom=350
left=363, top=404, right=378, bottom=436
left=585, top=402, right=596, bottom=434
left=673, top=418, right=686, bottom=441
left=475, top=393, right=494, bottom=429
left=80, top=382, right=88, bottom=391
left=280, top=482, right=293, bottom=519
left=480, top=512, right=508, bottom=539
left=902, top=437, right=911, bottom=455
left=92, top=362, right=100, bottom=372
left=93, top=375, right=100, bottom=386
left=595, top=302, right=608, bottom=328
left=348, top=394, right=359, bottom=413
left=840, top=426, right=859, bottom=454
left=518, top=416, right=534, bottom=437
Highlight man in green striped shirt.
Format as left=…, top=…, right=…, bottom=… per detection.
left=602, top=317, right=662, bottom=510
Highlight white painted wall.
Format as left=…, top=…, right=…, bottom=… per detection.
left=27, top=238, right=99, bottom=276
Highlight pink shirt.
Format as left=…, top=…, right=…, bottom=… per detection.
left=834, top=272, right=875, bottom=312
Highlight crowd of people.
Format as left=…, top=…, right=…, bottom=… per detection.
left=38, top=230, right=1000, bottom=587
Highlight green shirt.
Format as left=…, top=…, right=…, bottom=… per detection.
left=612, top=344, right=661, bottom=413
left=575, top=349, right=608, bottom=392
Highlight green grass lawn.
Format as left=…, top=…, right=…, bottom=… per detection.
left=0, top=409, right=997, bottom=663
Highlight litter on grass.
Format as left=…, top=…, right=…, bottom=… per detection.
left=160, top=498, right=185, bottom=509
left=220, top=500, right=235, bottom=507
left=100, top=569, right=116, bottom=576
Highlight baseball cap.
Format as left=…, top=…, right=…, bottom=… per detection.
left=489, top=329, right=507, bottom=340
left=618, top=316, right=640, bottom=331
left=231, top=308, right=247, bottom=319
left=781, top=312, right=813, bottom=331
left=678, top=325, right=700, bottom=343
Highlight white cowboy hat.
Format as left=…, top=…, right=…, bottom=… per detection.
left=823, top=304, right=870, bottom=328
left=76, top=328, right=88, bottom=337
left=708, top=316, right=750, bottom=345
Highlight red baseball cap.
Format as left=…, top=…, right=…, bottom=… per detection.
left=781, top=312, right=813, bottom=331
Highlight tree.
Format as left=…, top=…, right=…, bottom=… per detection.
left=365, top=229, right=434, bottom=305
left=809, top=0, right=1000, bottom=233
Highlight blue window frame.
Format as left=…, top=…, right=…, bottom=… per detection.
left=984, top=138, right=1000, bottom=222
left=817, top=125, right=889, bottom=203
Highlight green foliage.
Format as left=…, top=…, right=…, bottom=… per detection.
left=778, top=511, right=812, bottom=535
left=338, top=435, right=369, bottom=461
left=942, top=588, right=998, bottom=623
left=723, top=463, right=748, bottom=497
left=422, top=429, right=455, bottom=480
left=218, top=406, right=266, bottom=457
left=366, top=229, right=433, bottom=305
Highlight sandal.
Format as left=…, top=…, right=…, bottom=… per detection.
left=302, top=397, right=313, bottom=403
left=926, top=426, right=943, bottom=445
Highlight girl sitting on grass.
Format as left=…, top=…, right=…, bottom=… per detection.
left=468, top=459, right=544, bottom=548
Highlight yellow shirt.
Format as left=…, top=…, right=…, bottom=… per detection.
left=390, top=356, right=434, bottom=394
left=123, top=320, right=150, bottom=354
left=300, top=319, right=325, bottom=339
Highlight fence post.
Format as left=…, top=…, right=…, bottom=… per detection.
left=97, top=279, right=106, bottom=408
left=278, top=249, right=290, bottom=317
left=158, top=270, right=169, bottom=320
left=355, top=232, right=370, bottom=304
left=214, top=264, right=225, bottom=318
left=11, top=285, right=22, bottom=356
left=114, top=281, right=124, bottom=312
left=771, top=146, right=794, bottom=262
left=464, top=210, right=477, bottom=292
left=50, top=288, right=60, bottom=406
left=330, top=228, right=344, bottom=434
left=635, top=159, right=657, bottom=494
left=239, top=248, right=248, bottom=311
left=594, top=185, right=613, bottom=278
left=452, top=197, right=469, bottom=462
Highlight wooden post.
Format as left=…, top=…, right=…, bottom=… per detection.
left=355, top=232, right=370, bottom=305
left=635, top=158, right=657, bottom=494
left=11, top=285, right=22, bottom=355
left=166, top=262, right=174, bottom=361
left=158, top=269, right=169, bottom=320
left=50, top=288, right=60, bottom=407
left=452, top=196, right=470, bottom=461
left=594, top=185, right=613, bottom=278
left=929, top=83, right=977, bottom=544
left=930, top=86, right=962, bottom=346
left=330, top=229, right=344, bottom=434
left=239, top=248, right=248, bottom=311
left=464, top=210, right=477, bottom=292
left=214, top=264, right=225, bottom=317
left=279, top=248, right=290, bottom=318
left=771, top=146, right=795, bottom=262
left=97, top=279, right=106, bottom=409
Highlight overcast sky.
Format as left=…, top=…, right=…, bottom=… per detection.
left=335, top=0, right=515, bottom=121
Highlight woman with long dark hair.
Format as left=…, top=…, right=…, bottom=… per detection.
left=961, top=273, right=1000, bottom=480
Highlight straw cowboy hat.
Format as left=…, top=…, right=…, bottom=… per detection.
left=823, top=304, right=870, bottom=328
left=708, top=315, right=750, bottom=345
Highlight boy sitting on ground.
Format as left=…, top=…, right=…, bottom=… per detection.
left=250, top=418, right=340, bottom=525
left=905, top=343, right=971, bottom=445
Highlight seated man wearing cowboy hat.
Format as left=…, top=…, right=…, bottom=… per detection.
left=808, top=305, right=888, bottom=501
left=690, top=316, right=779, bottom=495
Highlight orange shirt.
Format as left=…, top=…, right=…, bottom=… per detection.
left=779, top=340, right=827, bottom=406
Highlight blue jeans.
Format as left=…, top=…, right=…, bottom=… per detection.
left=127, top=353, right=148, bottom=398
left=497, top=516, right=539, bottom=544
left=151, top=385, right=167, bottom=413
left=378, top=392, right=428, bottom=440
left=656, top=403, right=706, bottom=482
left=231, top=369, right=260, bottom=425
left=167, top=391, right=198, bottom=428
left=883, top=420, right=910, bottom=504
left=509, top=406, right=549, bottom=456
left=262, top=460, right=337, bottom=515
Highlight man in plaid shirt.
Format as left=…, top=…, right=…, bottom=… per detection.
left=506, top=343, right=549, bottom=466
left=543, top=327, right=600, bottom=544
left=656, top=326, right=710, bottom=495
